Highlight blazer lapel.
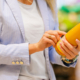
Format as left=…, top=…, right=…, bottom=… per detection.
left=6, top=0, right=25, bottom=41
left=37, top=0, right=49, bottom=31
left=37, top=0, right=50, bottom=73
left=37, top=0, right=50, bottom=76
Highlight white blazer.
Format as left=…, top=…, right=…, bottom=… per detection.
left=0, top=0, right=76, bottom=80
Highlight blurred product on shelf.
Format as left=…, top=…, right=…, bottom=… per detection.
left=58, top=4, right=80, bottom=32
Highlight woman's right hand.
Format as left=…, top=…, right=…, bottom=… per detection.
left=29, top=30, right=66, bottom=55
left=36, top=30, right=66, bottom=51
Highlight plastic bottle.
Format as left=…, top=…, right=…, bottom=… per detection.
left=55, top=23, right=80, bottom=56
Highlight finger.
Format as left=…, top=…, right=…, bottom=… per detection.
left=47, top=30, right=60, bottom=41
left=60, top=42, right=76, bottom=59
left=60, top=43, right=72, bottom=59
left=44, top=33, right=57, bottom=43
left=43, top=37, right=55, bottom=47
left=62, top=39, right=79, bottom=55
left=49, top=35, right=57, bottom=44
left=76, top=39, right=80, bottom=50
left=57, top=30, right=66, bottom=36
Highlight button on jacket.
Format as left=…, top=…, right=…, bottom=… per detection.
left=0, top=0, right=76, bottom=80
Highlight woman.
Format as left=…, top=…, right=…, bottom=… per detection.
left=0, top=0, right=79, bottom=80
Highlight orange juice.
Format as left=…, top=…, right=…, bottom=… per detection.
left=55, top=23, right=80, bottom=56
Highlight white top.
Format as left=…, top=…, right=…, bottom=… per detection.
left=18, top=0, right=49, bottom=80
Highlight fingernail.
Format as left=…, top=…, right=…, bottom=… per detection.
left=60, top=42, right=62, bottom=46
left=76, top=39, right=79, bottom=42
left=62, top=39, right=65, bottom=42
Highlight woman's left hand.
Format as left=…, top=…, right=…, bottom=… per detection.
left=60, top=38, right=80, bottom=60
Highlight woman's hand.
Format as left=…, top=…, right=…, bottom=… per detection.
left=60, top=37, right=80, bottom=60
left=29, top=30, right=66, bottom=55
left=36, top=30, right=66, bottom=51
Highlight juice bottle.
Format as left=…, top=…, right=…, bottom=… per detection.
left=55, top=23, right=80, bottom=57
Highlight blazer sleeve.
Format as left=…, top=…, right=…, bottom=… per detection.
left=0, top=43, right=30, bottom=65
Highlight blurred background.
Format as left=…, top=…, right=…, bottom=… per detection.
left=53, top=0, right=80, bottom=80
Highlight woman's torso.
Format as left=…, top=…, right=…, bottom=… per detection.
left=0, top=0, right=57, bottom=80
left=18, top=0, right=49, bottom=79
